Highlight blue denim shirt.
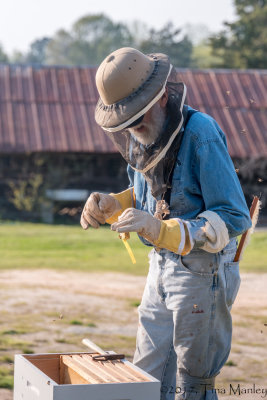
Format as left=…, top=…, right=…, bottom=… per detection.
left=128, top=107, right=252, bottom=246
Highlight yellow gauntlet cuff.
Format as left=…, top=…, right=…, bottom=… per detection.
left=153, top=219, right=193, bottom=255
left=106, top=188, right=135, bottom=224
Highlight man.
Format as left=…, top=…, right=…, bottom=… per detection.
left=80, top=48, right=251, bottom=400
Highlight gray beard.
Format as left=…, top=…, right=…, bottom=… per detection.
left=128, top=104, right=166, bottom=146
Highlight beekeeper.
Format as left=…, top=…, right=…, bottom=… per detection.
left=80, top=48, right=252, bottom=400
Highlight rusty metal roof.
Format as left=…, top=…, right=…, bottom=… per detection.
left=0, top=64, right=266, bottom=157
left=177, top=69, right=267, bottom=158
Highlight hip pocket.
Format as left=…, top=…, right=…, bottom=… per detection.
left=179, top=251, right=218, bottom=277
left=224, top=261, right=241, bottom=307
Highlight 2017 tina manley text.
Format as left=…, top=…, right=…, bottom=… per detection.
left=161, top=383, right=267, bottom=398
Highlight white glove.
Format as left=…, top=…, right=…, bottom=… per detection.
left=80, top=192, right=121, bottom=229
left=111, top=208, right=161, bottom=242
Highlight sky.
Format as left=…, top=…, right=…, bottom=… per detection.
left=0, top=0, right=236, bottom=54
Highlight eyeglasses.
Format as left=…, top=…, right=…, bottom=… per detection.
left=126, top=114, right=145, bottom=129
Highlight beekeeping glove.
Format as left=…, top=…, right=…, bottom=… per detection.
left=111, top=208, right=193, bottom=255
left=80, top=188, right=134, bottom=229
left=106, top=188, right=135, bottom=224
left=111, top=208, right=229, bottom=255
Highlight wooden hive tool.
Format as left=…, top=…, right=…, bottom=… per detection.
left=119, top=232, right=136, bottom=264
left=234, top=195, right=261, bottom=262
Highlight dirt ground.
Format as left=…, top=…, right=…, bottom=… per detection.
left=0, top=270, right=266, bottom=400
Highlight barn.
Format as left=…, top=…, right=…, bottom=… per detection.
left=0, top=64, right=266, bottom=223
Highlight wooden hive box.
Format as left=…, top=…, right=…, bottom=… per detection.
left=14, top=352, right=160, bottom=400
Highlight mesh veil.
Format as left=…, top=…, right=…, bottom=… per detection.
left=105, top=82, right=187, bottom=199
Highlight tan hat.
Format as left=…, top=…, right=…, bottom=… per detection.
left=95, top=47, right=172, bottom=132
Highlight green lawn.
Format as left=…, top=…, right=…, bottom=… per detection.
left=0, top=222, right=266, bottom=274
left=0, top=223, right=150, bottom=275
left=239, top=230, right=267, bottom=272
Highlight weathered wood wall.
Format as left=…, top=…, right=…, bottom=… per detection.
left=0, top=153, right=265, bottom=224
left=0, top=153, right=128, bottom=222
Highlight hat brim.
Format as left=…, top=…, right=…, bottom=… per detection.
left=95, top=53, right=171, bottom=131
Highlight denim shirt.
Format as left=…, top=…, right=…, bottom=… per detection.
left=128, top=107, right=252, bottom=246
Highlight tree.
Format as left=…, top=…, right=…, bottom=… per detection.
left=192, top=40, right=223, bottom=69
left=26, top=38, right=51, bottom=64
left=11, top=50, right=26, bottom=63
left=209, top=0, right=267, bottom=68
left=139, top=22, right=193, bottom=67
left=183, top=23, right=211, bottom=46
left=46, top=14, right=133, bottom=65
left=45, top=29, right=76, bottom=65
left=0, top=44, right=8, bottom=63
left=7, top=14, right=193, bottom=67
left=11, top=38, right=51, bottom=64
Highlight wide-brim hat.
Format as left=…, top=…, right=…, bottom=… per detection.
left=95, top=47, right=172, bottom=132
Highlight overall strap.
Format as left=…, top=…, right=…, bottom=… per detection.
left=163, top=109, right=198, bottom=208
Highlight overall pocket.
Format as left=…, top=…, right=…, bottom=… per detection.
left=224, top=261, right=241, bottom=307
left=179, top=251, right=218, bottom=277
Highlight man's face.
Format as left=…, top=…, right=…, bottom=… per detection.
left=127, top=100, right=166, bottom=146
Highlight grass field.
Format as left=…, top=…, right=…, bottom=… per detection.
left=0, top=222, right=266, bottom=274
left=0, top=222, right=266, bottom=398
